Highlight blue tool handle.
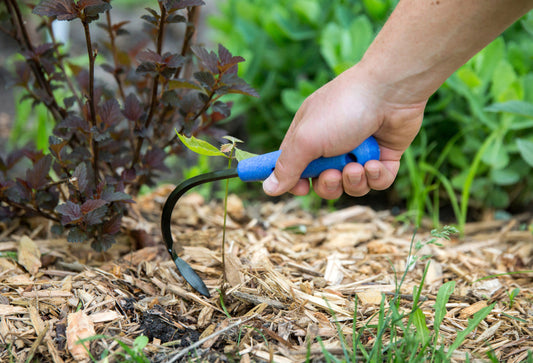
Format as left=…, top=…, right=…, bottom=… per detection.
left=237, top=136, right=380, bottom=182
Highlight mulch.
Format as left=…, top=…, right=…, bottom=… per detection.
left=1, top=185, right=532, bottom=362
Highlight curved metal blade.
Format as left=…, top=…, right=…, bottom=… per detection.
left=161, top=168, right=238, bottom=297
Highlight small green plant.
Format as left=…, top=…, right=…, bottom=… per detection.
left=78, top=334, right=150, bottom=362
left=176, top=133, right=256, bottom=286
left=506, top=287, right=520, bottom=309
left=314, top=227, right=495, bottom=362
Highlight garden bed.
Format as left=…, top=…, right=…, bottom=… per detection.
left=1, top=186, right=532, bottom=362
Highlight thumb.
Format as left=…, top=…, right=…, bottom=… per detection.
left=262, top=145, right=319, bottom=196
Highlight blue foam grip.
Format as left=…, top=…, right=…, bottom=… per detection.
left=237, top=136, right=380, bottom=182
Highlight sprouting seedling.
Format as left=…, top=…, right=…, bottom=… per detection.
left=175, top=132, right=257, bottom=288
left=507, top=287, right=520, bottom=309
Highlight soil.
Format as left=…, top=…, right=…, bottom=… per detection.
left=0, top=185, right=532, bottom=362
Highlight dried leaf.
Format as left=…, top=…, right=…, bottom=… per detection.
left=18, top=236, right=42, bottom=275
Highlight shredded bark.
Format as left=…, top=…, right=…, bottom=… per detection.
left=0, top=186, right=532, bottom=362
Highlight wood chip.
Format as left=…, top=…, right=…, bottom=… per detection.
left=17, top=236, right=41, bottom=275
left=0, top=305, right=26, bottom=316
left=356, top=290, right=383, bottom=305
left=66, top=310, right=95, bottom=361
left=459, top=300, right=488, bottom=319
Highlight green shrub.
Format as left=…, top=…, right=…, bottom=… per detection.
left=209, top=0, right=397, bottom=152
left=210, top=1, right=533, bottom=225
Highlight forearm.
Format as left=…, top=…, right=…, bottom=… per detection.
left=360, top=0, right=533, bottom=104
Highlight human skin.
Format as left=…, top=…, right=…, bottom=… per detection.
left=262, top=0, right=533, bottom=199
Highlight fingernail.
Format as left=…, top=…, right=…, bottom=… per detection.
left=368, top=168, right=380, bottom=180
left=348, top=174, right=361, bottom=185
left=325, top=180, right=340, bottom=192
left=263, top=174, right=279, bottom=194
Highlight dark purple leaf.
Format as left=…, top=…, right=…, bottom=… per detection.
left=161, top=90, right=179, bottom=107
left=5, top=184, right=30, bottom=203
left=194, top=71, right=215, bottom=89
left=220, top=72, right=259, bottom=97
left=72, top=163, right=89, bottom=193
left=49, top=136, right=68, bottom=160
left=121, top=168, right=136, bottom=182
left=92, top=234, right=115, bottom=251
left=33, top=0, right=78, bottom=21
left=141, top=14, right=158, bottom=26
left=103, top=214, right=122, bottom=234
left=136, top=62, right=157, bottom=75
left=212, top=101, right=231, bottom=119
left=217, top=44, right=244, bottom=68
left=191, top=46, right=218, bottom=74
left=81, top=199, right=107, bottom=214
left=143, top=147, right=170, bottom=172
left=98, top=98, right=122, bottom=127
left=57, top=115, right=89, bottom=133
left=84, top=205, right=108, bottom=225
left=138, top=50, right=162, bottom=64
left=67, top=227, right=87, bottom=243
left=163, top=53, right=185, bottom=68
left=166, top=14, right=186, bottom=23
left=123, top=94, right=143, bottom=121
left=163, top=0, right=205, bottom=11
left=102, top=189, right=134, bottom=203
left=26, top=155, right=52, bottom=189
left=56, top=201, right=82, bottom=224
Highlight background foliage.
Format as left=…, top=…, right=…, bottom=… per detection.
left=210, top=0, right=533, bottom=225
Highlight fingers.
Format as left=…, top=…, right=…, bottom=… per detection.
left=311, top=160, right=400, bottom=199
left=342, top=160, right=400, bottom=197
left=312, top=169, right=344, bottom=199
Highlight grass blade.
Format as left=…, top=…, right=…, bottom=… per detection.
left=445, top=303, right=495, bottom=359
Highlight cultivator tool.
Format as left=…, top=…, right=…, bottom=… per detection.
left=161, top=136, right=380, bottom=297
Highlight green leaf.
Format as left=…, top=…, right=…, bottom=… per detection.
left=133, top=335, right=149, bottom=351
left=481, top=136, right=509, bottom=169
left=235, top=148, right=258, bottom=162
left=446, top=303, right=495, bottom=359
left=485, top=100, right=533, bottom=119
left=222, top=135, right=244, bottom=144
left=177, top=132, right=225, bottom=157
left=490, top=60, right=518, bottom=102
left=516, top=138, right=533, bottom=167
left=433, top=281, right=455, bottom=332
left=490, top=168, right=520, bottom=186
left=412, top=308, right=430, bottom=347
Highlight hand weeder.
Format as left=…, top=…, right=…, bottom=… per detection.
left=161, top=136, right=380, bottom=297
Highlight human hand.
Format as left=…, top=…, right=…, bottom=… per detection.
left=262, top=64, right=426, bottom=199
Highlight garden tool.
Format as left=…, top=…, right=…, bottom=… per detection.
left=161, top=136, right=380, bottom=297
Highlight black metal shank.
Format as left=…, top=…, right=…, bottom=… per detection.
left=161, top=168, right=238, bottom=297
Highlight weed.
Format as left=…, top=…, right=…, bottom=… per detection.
left=314, top=227, right=495, bottom=362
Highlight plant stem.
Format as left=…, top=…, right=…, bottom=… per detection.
left=105, top=10, right=126, bottom=102
left=131, top=2, right=166, bottom=169
left=81, top=17, right=100, bottom=187
left=6, top=0, right=65, bottom=121
left=174, top=6, right=199, bottom=79
left=221, top=150, right=233, bottom=283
